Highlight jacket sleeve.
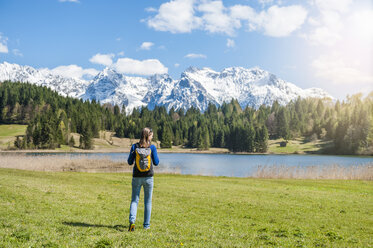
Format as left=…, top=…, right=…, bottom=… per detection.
left=151, top=145, right=160, bottom=166
left=127, top=144, right=136, bottom=165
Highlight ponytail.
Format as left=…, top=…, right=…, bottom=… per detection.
left=139, top=127, right=153, bottom=148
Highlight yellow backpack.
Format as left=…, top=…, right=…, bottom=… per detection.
left=135, top=143, right=152, bottom=172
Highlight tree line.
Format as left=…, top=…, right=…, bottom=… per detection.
left=1, top=81, right=372, bottom=154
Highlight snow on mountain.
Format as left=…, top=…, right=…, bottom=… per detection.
left=0, top=62, right=88, bottom=98
left=142, top=74, right=176, bottom=109
left=0, top=61, right=332, bottom=113
left=181, top=66, right=331, bottom=109
left=82, top=67, right=150, bottom=111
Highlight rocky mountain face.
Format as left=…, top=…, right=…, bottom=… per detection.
left=0, top=62, right=88, bottom=98
left=0, top=62, right=332, bottom=113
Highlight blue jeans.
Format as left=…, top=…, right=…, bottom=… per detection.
left=129, top=177, right=154, bottom=228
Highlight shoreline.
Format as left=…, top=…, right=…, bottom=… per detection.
left=0, top=148, right=372, bottom=157
left=0, top=154, right=372, bottom=180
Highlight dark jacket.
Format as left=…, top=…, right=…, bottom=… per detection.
left=127, top=143, right=159, bottom=177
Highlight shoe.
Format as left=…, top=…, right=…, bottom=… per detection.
left=144, top=227, right=150, bottom=230
left=128, top=223, right=135, bottom=232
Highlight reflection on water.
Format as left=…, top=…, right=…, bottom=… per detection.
left=26, top=153, right=373, bottom=177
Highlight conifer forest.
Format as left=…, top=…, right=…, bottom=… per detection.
left=0, top=81, right=372, bottom=154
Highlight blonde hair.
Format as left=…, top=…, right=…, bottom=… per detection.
left=139, top=127, right=153, bottom=148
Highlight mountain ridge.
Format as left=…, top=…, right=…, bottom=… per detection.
left=0, top=62, right=332, bottom=113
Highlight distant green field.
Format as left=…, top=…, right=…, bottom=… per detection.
left=0, top=125, right=27, bottom=137
left=0, top=169, right=371, bottom=247
left=268, top=138, right=332, bottom=154
left=0, top=125, right=27, bottom=149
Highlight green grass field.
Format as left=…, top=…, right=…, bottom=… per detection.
left=268, top=138, right=333, bottom=154
left=0, top=169, right=371, bottom=247
left=0, top=125, right=27, bottom=137
left=0, top=125, right=27, bottom=149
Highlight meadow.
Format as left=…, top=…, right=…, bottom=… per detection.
left=0, top=125, right=27, bottom=150
left=267, top=138, right=332, bottom=154
left=0, top=168, right=372, bottom=247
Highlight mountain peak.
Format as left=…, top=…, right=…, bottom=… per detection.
left=0, top=62, right=88, bottom=98
left=185, top=66, right=198, bottom=71
left=99, top=67, right=119, bottom=77
left=0, top=62, right=333, bottom=113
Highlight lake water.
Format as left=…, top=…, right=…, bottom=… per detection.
left=27, top=153, right=373, bottom=177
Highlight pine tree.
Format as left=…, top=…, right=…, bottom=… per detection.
left=276, top=108, right=291, bottom=140
left=160, top=124, right=172, bottom=148
left=173, top=129, right=181, bottom=146
left=258, top=126, right=269, bottom=152
left=80, top=123, right=93, bottom=149
left=197, top=126, right=210, bottom=150
left=245, top=125, right=255, bottom=152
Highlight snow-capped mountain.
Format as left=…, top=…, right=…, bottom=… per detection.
left=82, top=67, right=150, bottom=111
left=0, top=62, right=332, bottom=113
left=174, top=66, right=331, bottom=109
left=0, top=62, right=89, bottom=98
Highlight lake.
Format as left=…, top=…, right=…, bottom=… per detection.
left=27, top=153, right=373, bottom=177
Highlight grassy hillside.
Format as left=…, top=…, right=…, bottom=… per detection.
left=0, top=125, right=27, bottom=150
left=268, top=138, right=333, bottom=154
left=0, top=169, right=371, bottom=247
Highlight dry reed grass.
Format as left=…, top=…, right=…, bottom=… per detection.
left=0, top=154, right=180, bottom=174
left=0, top=154, right=130, bottom=172
left=253, top=164, right=373, bottom=180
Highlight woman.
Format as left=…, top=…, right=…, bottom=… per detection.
left=127, top=127, right=159, bottom=231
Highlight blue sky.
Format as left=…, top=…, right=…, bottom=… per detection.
left=0, top=0, right=372, bottom=99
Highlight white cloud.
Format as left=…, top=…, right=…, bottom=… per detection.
left=231, top=4, right=307, bottom=37
left=226, top=38, right=235, bottom=48
left=12, top=49, right=23, bottom=57
left=140, top=42, right=154, bottom=50
left=89, top=53, right=115, bottom=66
left=0, top=34, right=8, bottom=53
left=306, top=4, right=373, bottom=95
left=197, top=0, right=240, bottom=35
left=147, top=0, right=202, bottom=33
left=305, top=9, right=344, bottom=46
left=50, top=65, right=98, bottom=80
left=306, top=26, right=341, bottom=46
left=116, top=37, right=121, bottom=41
left=312, top=0, right=353, bottom=13
left=145, top=7, right=157, bottom=12
left=307, top=16, right=320, bottom=26
left=312, top=54, right=373, bottom=88
left=247, top=5, right=307, bottom=37
left=230, top=5, right=256, bottom=20
left=0, top=43, right=8, bottom=53
left=117, top=51, right=125, bottom=56
left=184, top=53, right=207, bottom=59
left=174, top=63, right=180, bottom=67
left=114, top=58, right=168, bottom=75
left=304, top=0, right=359, bottom=46
left=146, top=1, right=307, bottom=37
left=348, top=10, right=373, bottom=43
left=59, top=0, right=79, bottom=3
